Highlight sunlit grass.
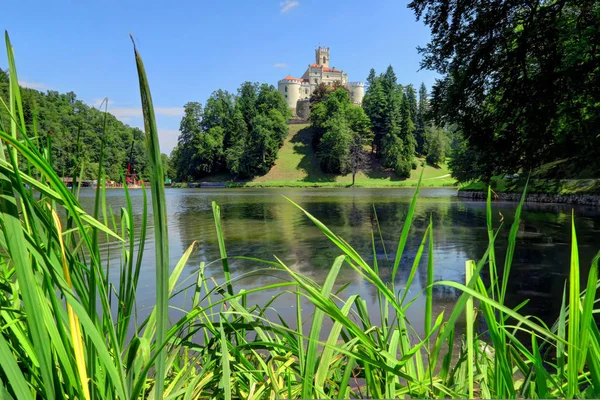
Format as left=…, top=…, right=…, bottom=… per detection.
left=0, top=31, right=599, bottom=399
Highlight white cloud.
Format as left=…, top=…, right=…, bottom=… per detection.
left=274, top=63, right=288, bottom=68
left=19, top=80, right=48, bottom=90
left=280, top=0, right=299, bottom=13
left=155, top=107, right=185, bottom=116
left=158, top=129, right=180, bottom=153
left=109, top=107, right=184, bottom=118
left=91, top=98, right=114, bottom=108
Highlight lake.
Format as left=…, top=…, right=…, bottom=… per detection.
left=79, top=187, right=600, bottom=334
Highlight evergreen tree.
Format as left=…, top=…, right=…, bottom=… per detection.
left=366, top=68, right=376, bottom=87
left=362, top=76, right=388, bottom=153
left=415, top=82, right=428, bottom=154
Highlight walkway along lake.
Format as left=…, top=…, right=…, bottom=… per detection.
left=80, top=187, right=600, bottom=334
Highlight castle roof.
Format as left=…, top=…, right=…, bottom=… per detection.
left=282, top=75, right=303, bottom=81
left=309, top=63, right=342, bottom=72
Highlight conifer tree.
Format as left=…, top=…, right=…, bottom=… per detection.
left=415, top=82, right=428, bottom=154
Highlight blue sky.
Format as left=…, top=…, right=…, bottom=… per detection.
left=2, top=0, right=437, bottom=153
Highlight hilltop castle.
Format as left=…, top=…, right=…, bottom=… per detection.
left=278, top=47, right=365, bottom=118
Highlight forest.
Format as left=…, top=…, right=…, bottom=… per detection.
left=0, top=68, right=148, bottom=181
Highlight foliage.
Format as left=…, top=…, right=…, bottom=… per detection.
left=415, top=82, right=428, bottom=154
left=424, top=125, right=447, bottom=165
left=311, top=89, right=372, bottom=174
left=171, top=83, right=290, bottom=180
left=409, top=0, right=600, bottom=181
left=362, top=66, right=416, bottom=177
left=0, top=69, right=147, bottom=181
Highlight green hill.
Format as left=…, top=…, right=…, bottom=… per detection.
left=233, top=124, right=456, bottom=187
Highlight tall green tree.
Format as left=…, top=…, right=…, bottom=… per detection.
left=172, top=102, right=204, bottom=180
left=409, top=0, right=600, bottom=181
left=311, top=89, right=372, bottom=174
left=415, top=82, right=428, bottom=154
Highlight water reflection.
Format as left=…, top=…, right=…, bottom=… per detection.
left=76, top=187, right=600, bottom=334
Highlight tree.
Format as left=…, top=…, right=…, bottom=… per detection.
left=409, top=0, right=600, bottom=181
left=318, top=114, right=352, bottom=174
left=362, top=76, right=388, bottom=153
left=415, top=82, right=428, bottom=154
left=424, top=125, right=447, bottom=166
left=404, top=84, right=418, bottom=129
left=309, top=82, right=331, bottom=105
left=161, top=153, right=172, bottom=180
left=349, top=133, right=370, bottom=186
left=173, top=102, right=203, bottom=180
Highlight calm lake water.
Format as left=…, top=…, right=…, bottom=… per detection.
left=79, top=187, right=600, bottom=334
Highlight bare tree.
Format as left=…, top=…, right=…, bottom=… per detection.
left=349, top=133, right=370, bottom=186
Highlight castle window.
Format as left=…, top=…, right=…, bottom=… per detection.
left=305, top=89, right=308, bottom=94
left=284, top=86, right=287, bottom=92
left=323, top=57, right=327, bottom=64
left=314, top=79, right=318, bottom=83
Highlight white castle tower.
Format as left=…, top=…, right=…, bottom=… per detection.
left=277, top=46, right=365, bottom=116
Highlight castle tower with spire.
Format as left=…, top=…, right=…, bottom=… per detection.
left=277, top=46, right=364, bottom=117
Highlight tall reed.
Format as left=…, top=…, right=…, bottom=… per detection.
left=0, top=32, right=599, bottom=399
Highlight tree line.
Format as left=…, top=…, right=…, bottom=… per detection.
left=0, top=68, right=148, bottom=181
left=170, top=82, right=290, bottom=181
left=409, top=0, right=600, bottom=182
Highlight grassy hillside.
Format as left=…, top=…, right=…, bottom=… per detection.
left=234, top=124, right=456, bottom=187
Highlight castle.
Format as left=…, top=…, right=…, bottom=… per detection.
left=277, top=47, right=365, bottom=118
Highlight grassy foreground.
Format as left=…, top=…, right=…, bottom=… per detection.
left=2, top=33, right=600, bottom=399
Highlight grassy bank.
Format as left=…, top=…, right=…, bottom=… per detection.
left=2, top=33, right=600, bottom=399
left=178, top=124, right=457, bottom=188
left=460, top=158, right=600, bottom=195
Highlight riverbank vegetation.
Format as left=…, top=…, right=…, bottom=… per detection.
left=2, top=33, right=600, bottom=399
left=0, top=68, right=147, bottom=181
left=410, top=0, right=600, bottom=185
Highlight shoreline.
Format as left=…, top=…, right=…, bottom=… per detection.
left=458, top=190, right=600, bottom=206
left=169, top=181, right=458, bottom=189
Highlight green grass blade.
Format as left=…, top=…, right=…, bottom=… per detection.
left=579, top=251, right=599, bottom=370
left=567, top=210, right=580, bottom=398
left=391, top=166, right=424, bottom=284
left=218, top=322, right=232, bottom=400
left=131, top=37, right=169, bottom=400
left=212, top=201, right=233, bottom=296
left=465, top=260, right=475, bottom=399
left=0, top=334, right=32, bottom=400
left=302, top=254, right=345, bottom=398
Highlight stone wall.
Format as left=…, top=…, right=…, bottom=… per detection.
left=458, top=190, right=600, bottom=206
left=295, top=99, right=311, bottom=120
